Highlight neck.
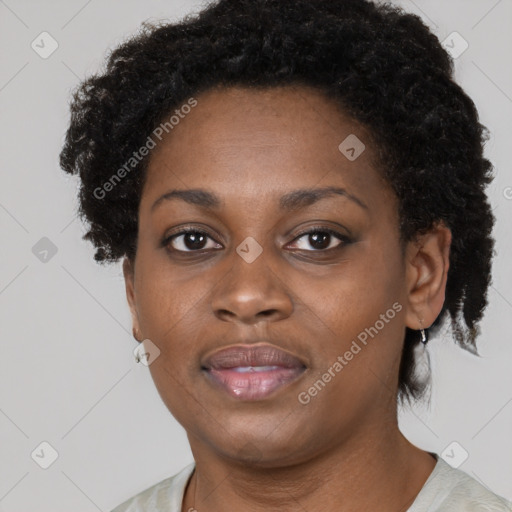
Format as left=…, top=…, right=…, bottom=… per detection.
left=182, top=421, right=437, bottom=512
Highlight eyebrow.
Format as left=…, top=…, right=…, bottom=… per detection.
left=151, top=186, right=368, bottom=213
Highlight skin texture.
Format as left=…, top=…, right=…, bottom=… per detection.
left=123, top=85, right=451, bottom=512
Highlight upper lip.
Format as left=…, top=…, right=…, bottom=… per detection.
left=202, top=343, right=307, bottom=370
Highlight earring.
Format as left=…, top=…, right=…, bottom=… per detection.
left=134, top=346, right=147, bottom=363
left=412, top=324, right=431, bottom=393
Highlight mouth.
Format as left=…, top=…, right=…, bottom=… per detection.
left=202, top=343, right=307, bottom=401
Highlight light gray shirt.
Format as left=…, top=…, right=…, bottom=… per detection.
left=112, top=454, right=512, bottom=511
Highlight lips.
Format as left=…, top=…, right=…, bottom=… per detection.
left=202, top=344, right=307, bottom=401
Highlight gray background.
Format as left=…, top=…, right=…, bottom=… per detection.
left=0, top=0, right=511, bottom=510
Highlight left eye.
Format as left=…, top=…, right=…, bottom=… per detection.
left=288, top=229, right=348, bottom=251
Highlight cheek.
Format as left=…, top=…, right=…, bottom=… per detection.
left=296, top=300, right=405, bottom=430
left=133, top=270, right=210, bottom=392
left=293, top=241, right=404, bottom=337
left=135, top=253, right=208, bottom=335
left=133, top=265, right=211, bottom=424
left=298, top=239, right=406, bottom=390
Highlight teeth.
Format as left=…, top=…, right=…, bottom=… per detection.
left=231, top=365, right=281, bottom=373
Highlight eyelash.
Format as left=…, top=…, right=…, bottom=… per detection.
left=161, top=225, right=351, bottom=254
left=291, top=226, right=352, bottom=251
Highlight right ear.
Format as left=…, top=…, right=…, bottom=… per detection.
left=122, top=257, right=141, bottom=340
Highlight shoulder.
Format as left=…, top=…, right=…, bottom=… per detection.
left=110, top=463, right=195, bottom=512
left=409, top=455, right=512, bottom=512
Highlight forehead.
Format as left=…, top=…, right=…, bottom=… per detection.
left=141, top=85, right=392, bottom=211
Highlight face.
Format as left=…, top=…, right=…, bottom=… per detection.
left=124, top=85, right=450, bottom=467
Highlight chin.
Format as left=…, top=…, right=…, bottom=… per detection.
left=192, top=413, right=317, bottom=468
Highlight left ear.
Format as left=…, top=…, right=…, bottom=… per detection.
left=404, top=221, right=452, bottom=330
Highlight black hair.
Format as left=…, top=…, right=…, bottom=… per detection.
left=59, top=0, right=495, bottom=404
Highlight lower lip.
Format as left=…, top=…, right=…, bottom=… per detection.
left=205, top=366, right=305, bottom=400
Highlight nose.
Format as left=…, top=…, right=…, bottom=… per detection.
left=211, top=252, right=293, bottom=325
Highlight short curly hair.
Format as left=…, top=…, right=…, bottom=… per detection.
left=59, top=0, right=495, bottom=404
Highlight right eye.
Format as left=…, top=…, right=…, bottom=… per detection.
left=163, top=228, right=223, bottom=253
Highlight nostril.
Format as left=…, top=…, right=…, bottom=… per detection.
left=258, top=309, right=278, bottom=318
left=215, top=309, right=236, bottom=320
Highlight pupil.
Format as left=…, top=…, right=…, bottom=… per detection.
left=185, top=232, right=206, bottom=250
left=310, top=232, right=330, bottom=249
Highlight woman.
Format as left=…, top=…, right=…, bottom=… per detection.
left=59, top=0, right=512, bottom=510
